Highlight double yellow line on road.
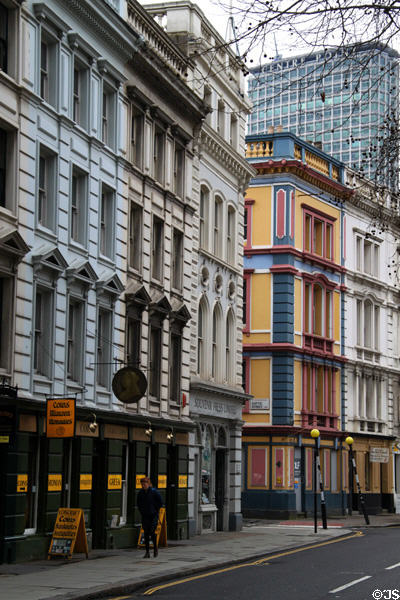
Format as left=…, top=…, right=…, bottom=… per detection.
left=143, top=531, right=363, bottom=595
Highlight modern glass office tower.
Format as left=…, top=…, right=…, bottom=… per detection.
left=247, top=44, right=399, bottom=187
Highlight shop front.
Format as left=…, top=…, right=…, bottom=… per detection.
left=189, top=380, right=246, bottom=535
left=0, top=398, right=192, bottom=563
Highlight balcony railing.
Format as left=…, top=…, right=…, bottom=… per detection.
left=303, top=334, right=333, bottom=354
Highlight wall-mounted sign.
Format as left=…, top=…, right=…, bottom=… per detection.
left=178, top=475, right=187, bottom=488
left=48, top=474, right=62, bottom=491
left=250, top=399, right=270, bottom=411
left=370, top=447, right=389, bottom=463
left=48, top=508, right=88, bottom=559
left=0, top=435, right=9, bottom=443
left=46, top=398, right=75, bottom=438
left=158, top=475, right=167, bottom=489
left=79, top=474, right=92, bottom=491
left=107, top=474, right=122, bottom=490
left=17, top=474, right=28, bottom=492
left=136, top=474, right=145, bottom=489
left=112, top=367, right=147, bottom=404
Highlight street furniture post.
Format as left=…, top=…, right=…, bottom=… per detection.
left=345, top=436, right=369, bottom=525
left=310, top=429, right=320, bottom=533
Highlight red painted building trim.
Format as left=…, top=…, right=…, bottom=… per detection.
left=242, top=342, right=347, bottom=362
left=269, top=265, right=299, bottom=275
left=276, top=189, right=286, bottom=238
left=244, top=245, right=346, bottom=273
left=290, top=191, right=295, bottom=239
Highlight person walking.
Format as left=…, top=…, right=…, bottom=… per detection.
left=137, top=477, right=163, bottom=558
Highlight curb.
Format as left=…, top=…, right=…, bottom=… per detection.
left=55, top=530, right=354, bottom=600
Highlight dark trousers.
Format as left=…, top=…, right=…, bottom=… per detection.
left=142, top=514, right=158, bottom=552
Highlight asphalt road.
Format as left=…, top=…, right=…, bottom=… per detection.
left=106, top=527, right=400, bottom=600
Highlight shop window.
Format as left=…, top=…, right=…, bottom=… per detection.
left=120, top=443, right=128, bottom=526
left=96, top=307, right=112, bottom=388
left=151, top=216, right=163, bottom=281
left=171, top=228, right=183, bottom=291
left=24, top=436, right=40, bottom=534
left=70, top=166, right=88, bottom=246
left=99, top=183, right=115, bottom=259
left=303, top=208, right=334, bottom=260
left=129, top=201, right=142, bottom=271
left=38, top=145, right=57, bottom=232
left=202, top=428, right=212, bottom=503
left=250, top=447, right=267, bottom=487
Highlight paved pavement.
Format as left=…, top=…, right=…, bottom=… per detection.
left=0, top=513, right=399, bottom=600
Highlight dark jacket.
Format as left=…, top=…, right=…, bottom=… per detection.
left=137, top=487, right=163, bottom=518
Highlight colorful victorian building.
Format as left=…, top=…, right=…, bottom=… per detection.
left=241, top=131, right=351, bottom=518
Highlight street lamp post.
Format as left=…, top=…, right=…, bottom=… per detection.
left=311, top=429, right=319, bottom=532
left=311, top=428, right=328, bottom=531
left=345, top=436, right=369, bottom=525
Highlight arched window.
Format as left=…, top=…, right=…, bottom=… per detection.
left=200, top=186, right=209, bottom=250
left=212, top=303, right=222, bottom=380
left=197, top=299, right=207, bottom=376
left=225, top=309, right=235, bottom=383
left=227, top=205, right=236, bottom=265
left=214, top=195, right=223, bottom=257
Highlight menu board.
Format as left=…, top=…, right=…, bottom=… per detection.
left=48, top=508, right=88, bottom=559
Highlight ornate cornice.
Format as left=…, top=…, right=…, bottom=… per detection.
left=199, top=126, right=256, bottom=187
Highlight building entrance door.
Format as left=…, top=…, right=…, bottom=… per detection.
left=216, top=449, right=225, bottom=531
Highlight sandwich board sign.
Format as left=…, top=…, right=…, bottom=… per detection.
left=48, top=508, right=88, bottom=559
left=137, top=507, right=167, bottom=548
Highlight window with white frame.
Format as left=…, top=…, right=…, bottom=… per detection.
left=33, top=287, right=53, bottom=378
left=70, top=166, right=87, bottom=246
left=0, top=275, right=13, bottom=371
left=212, top=303, right=222, bottom=380
left=0, top=124, right=16, bottom=211
left=102, top=82, right=116, bottom=148
left=225, top=309, right=235, bottom=383
left=67, top=297, right=85, bottom=383
left=131, top=106, right=143, bottom=168
left=126, top=303, right=143, bottom=368
left=129, top=201, right=142, bottom=271
left=355, top=233, right=379, bottom=277
left=73, top=57, right=89, bottom=129
left=304, top=208, right=334, bottom=260
left=151, top=216, right=163, bottom=281
left=227, top=206, right=236, bottom=265
left=304, top=280, right=333, bottom=338
left=200, top=186, right=209, bottom=249
left=149, top=318, right=162, bottom=400
left=197, top=300, right=206, bottom=376
left=153, top=125, right=164, bottom=183
left=169, top=320, right=182, bottom=405
left=0, top=1, right=16, bottom=76
left=99, top=184, right=115, bottom=259
left=40, top=31, right=57, bottom=107
left=214, top=195, right=223, bottom=258
left=356, top=297, right=380, bottom=351
left=172, top=228, right=183, bottom=291
left=96, top=307, right=112, bottom=388
left=38, top=145, right=57, bottom=231
left=173, top=143, right=184, bottom=198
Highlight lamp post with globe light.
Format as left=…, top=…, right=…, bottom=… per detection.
left=310, top=429, right=320, bottom=533
left=346, top=436, right=369, bottom=525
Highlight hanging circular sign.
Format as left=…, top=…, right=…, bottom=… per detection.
left=112, top=367, right=147, bottom=404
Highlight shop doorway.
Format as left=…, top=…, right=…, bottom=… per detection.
left=215, top=449, right=225, bottom=531
left=91, top=439, right=106, bottom=548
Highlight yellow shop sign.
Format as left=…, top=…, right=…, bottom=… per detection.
left=107, top=474, right=122, bottom=490
left=178, top=475, right=187, bottom=488
left=79, top=474, right=92, bottom=491
left=48, top=474, right=62, bottom=491
left=17, top=474, right=28, bottom=493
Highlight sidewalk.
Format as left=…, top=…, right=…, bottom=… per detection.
left=1, top=513, right=399, bottom=600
